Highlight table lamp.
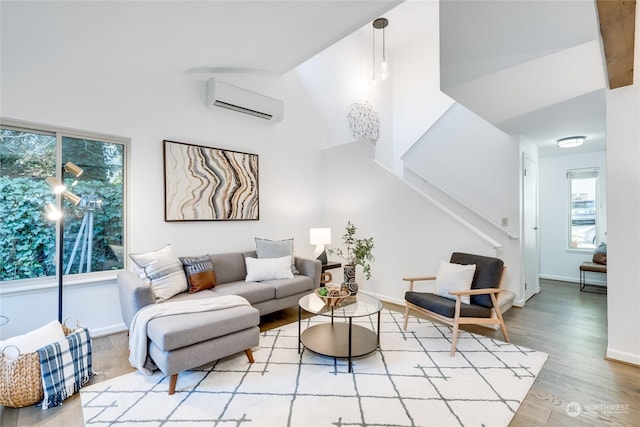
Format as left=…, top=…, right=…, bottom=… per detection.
left=309, top=227, right=331, bottom=265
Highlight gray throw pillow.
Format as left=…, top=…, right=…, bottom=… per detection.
left=255, top=237, right=299, bottom=275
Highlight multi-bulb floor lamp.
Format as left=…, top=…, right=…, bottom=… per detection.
left=44, top=162, right=84, bottom=322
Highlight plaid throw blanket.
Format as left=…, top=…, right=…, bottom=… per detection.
left=37, top=327, right=93, bottom=409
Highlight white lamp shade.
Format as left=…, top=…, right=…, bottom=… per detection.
left=309, top=228, right=331, bottom=245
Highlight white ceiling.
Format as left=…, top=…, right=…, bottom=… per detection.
left=2, top=0, right=608, bottom=158
left=438, top=0, right=607, bottom=157
left=1, top=1, right=400, bottom=75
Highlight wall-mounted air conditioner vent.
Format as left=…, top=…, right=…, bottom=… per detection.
left=206, top=78, right=283, bottom=122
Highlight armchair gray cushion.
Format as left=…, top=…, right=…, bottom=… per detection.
left=405, top=292, right=491, bottom=318
left=450, top=252, right=504, bottom=308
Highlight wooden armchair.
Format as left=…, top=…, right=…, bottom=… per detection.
left=403, top=252, right=509, bottom=356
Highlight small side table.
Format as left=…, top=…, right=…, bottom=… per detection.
left=320, top=261, right=341, bottom=286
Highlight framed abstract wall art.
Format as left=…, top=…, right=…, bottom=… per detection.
left=163, top=140, right=259, bottom=221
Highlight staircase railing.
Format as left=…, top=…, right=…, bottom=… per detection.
left=372, top=159, right=503, bottom=249
left=404, top=166, right=519, bottom=240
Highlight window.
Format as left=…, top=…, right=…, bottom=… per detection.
left=567, top=168, right=598, bottom=250
left=0, top=120, right=127, bottom=283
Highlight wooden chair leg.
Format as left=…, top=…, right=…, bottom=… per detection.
left=451, top=322, right=460, bottom=356
left=403, top=305, right=410, bottom=330
left=491, top=294, right=509, bottom=342
left=168, top=373, right=178, bottom=395
left=451, top=297, right=462, bottom=356
left=244, top=348, right=255, bottom=363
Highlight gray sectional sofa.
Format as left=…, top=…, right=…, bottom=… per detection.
left=117, top=250, right=321, bottom=394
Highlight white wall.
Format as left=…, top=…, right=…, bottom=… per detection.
left=0, top=67, right=328, bottom=338
left=391, top=0, right=454, bottom=175
left=321, top=141, right=497, bottom=303
left=0, top=12, right=336, bottom=339
left=403, top=103, right=520, bottom=236
left=605, top=82, right=640, bottom=365
left=315, top=40, right=525, bottom=307
left=292, top=29, right=378, bottom=149
left=539, top=151, right=607, bottom=283
left=397, top=103, right=523, bottom=303
left=0, top=2, right=394, bottom=338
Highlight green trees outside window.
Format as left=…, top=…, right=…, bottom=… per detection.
left=0, top=125, right=126, bottom=282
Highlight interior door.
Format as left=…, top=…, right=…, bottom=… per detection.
left=523, top=154, right=540, bottom=301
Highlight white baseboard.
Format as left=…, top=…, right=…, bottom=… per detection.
left=360, top=290, right=405, bottom=307
left=512, top=298, right=526, bottom=307
left=539, top=274, right=578, bottom=283
left=606, top=347, right=640, bottom=366
left=539, top=274, right=607, bottom=286
left=90, top=323, right=127, bottom=338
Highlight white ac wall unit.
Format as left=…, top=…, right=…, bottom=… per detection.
left=206, top=77, right=283, bottom=122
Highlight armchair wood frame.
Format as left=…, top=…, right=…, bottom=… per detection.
left=402, top=267, right=509, bottom=356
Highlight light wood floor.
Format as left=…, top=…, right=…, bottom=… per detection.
left=1, top=279, right=638, bottom=426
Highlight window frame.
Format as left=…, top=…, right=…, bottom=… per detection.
left=0, top=117, right=130, bottom=292
left=566, top=167, right=599, bottom=251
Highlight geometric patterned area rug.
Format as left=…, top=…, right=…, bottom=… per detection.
left=81, top=309, right=547, bottom=426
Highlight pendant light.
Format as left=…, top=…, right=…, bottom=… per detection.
left=372, top=17, right=389, bottom=83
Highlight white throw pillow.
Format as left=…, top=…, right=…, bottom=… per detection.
left=245, top=256, right=294, bottom=282
left=129, top=244, right=188, bottom=302
left=0, top=320, right=65, bottom=360
left=255, top=237, right=299, bottom=275
left=434, top=261, right=476, bottom=305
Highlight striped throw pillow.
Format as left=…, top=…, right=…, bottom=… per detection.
left=129, top=244, right=188, bottom=302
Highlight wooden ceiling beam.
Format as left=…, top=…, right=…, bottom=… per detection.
left=596, top=0, right=636, bottom=89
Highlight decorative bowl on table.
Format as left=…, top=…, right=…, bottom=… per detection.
left=315, top=287, right=351, bottom=307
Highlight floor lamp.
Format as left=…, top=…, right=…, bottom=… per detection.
left=45, top=162, right=83, bottom=322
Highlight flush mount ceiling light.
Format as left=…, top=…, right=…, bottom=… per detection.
left=557, top=136, right=586, bottom=148
left=372, top=17, right=389, bottom=83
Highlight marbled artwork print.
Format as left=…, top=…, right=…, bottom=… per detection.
left=164, top=140, right=258, bottom=221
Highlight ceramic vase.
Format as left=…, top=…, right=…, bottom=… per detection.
left=343, top=264, right=358, bottom=294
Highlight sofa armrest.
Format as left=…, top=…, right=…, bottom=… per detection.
left=117, top=271, right=156, bottom=328
left=295, top=257, right=322, bottom=289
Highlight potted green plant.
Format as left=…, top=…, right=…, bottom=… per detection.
left=328, top=221, right=374, bottom=294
